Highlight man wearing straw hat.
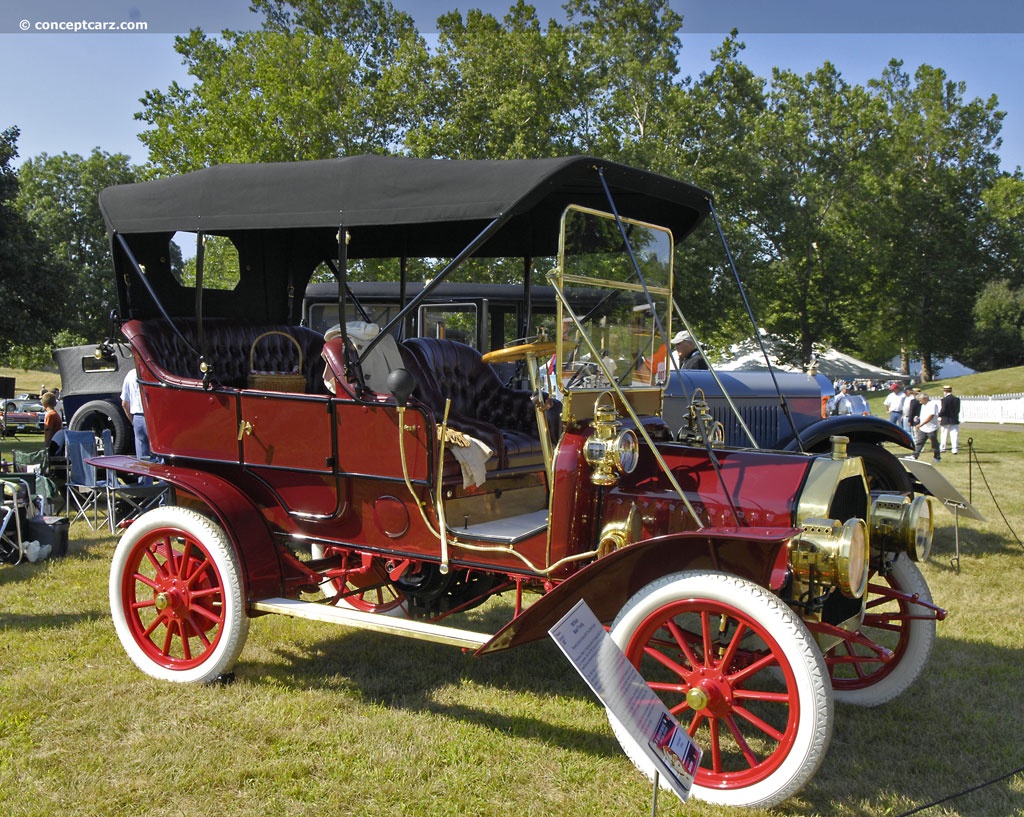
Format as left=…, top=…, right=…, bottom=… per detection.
left=939, top=384, right=961, bottom=455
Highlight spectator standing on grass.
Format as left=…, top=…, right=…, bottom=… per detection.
left=903, top=387, right=921, bottom=435
left=120, top=369, right=152, bottom=462
left=913, top=393, right=941, bottom=461
left=939, top=384, right=961, bottom=455
left=883, top=383, right=904, bottom=425
left=41, top=391, right=62, bottom=447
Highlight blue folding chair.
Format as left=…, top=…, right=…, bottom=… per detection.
left=101, top=429, right=168, bottom=533
left=65, top=430, right=110, bottom=529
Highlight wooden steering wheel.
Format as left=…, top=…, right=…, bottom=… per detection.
left=481, top=340, right=560, bottom=365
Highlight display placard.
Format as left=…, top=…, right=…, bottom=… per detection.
left=549, top=599, right=701, bottom=802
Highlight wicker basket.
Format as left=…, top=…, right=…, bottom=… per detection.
left=247, top=331, right=307, bottom=393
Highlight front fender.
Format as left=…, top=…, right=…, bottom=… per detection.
left=93, top=455, right=289, bottom=599
left=783, top=416, right=913, bottom=452
left=478, top=527, right=795, bottom=655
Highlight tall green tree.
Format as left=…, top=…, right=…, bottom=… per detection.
left=563, top=0, right=684, bottom=165
left=868, top=62, right=1004, bottom=380
left=0, top=127, right=67, bottom=356
left=137, top=0, right=429, bottom=172
left=736, top=63, right=886, bottom=365
left=406, top=0, right=576, bottom=160
left=16, top=149, right=138, bottom=341
left=662, top=34, right=769, bottom=352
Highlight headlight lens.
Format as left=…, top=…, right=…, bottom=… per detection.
left=841, top=518, right=869, bottom=598
left=614, top=429, right=639, bottom=474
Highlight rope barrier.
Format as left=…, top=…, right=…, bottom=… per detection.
left=893, top=764, right=1024, bottom=816
left=966, top=437, right=1024, bottom=552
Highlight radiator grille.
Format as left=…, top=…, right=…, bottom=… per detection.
left=713, top=403, right=781, bottom=448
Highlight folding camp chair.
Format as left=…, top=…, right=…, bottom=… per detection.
left=11, top=448, right=60, bottom=514
left=65, top=430, right=111, bottom=529
left=1, top=477, right=29, bottom=564
left=100, top=430, right=168, bottom=532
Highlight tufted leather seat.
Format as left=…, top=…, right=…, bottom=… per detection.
left=122, top=319, right=328, bottom=394
left=401, top=338, right=555, bottom=473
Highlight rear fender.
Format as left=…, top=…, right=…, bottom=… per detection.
left=478, top=527, right=795, bottom=655
left=94, top=455, right=297, bottom=599
left=783, top=416, right=914, bottom=452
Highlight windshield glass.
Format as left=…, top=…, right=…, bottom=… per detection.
left=546, top=206, right=674, bottom=399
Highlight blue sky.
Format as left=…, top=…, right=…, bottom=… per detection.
left=1, top=1, right=1022, bottom=170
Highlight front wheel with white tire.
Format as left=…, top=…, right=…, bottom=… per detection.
left=822, top=554, right=937, bottom=706
left=609, top=571, right=833, bottom=810
left=109, top=507, right=249, bottom=684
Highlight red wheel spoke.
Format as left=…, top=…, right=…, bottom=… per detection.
left=733, top=688, right=791, bottom=705
left=643, top=644, right=694, bottom=682
left=732, top=704, right=786, bottom=742
left=699, top=610, right=715, bottom=666
left=708, top=718, right=723, bottom=773
left=189, top=603, right=224, bottom=628
left=724, top=715, right=761, bottom=768
left=182, top=613, right=214, bottom=647
left=665, top=618, right=704, bottom=669
left=717, top=619, right=748, bottom=669
left=727, top=649, right=777, bottom=687
left=132, top=571, right=161, bottom=593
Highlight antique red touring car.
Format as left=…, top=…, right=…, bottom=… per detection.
left=96, top=156, right=942, bottom=809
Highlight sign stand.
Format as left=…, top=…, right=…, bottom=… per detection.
left=944, top=499, right=968, bottom=573
left=899, top=456, right=984, bottom=573
left=650, top=770, right=660, bottom=816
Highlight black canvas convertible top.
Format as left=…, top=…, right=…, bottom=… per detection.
left=100, top=155, right=711, bottom=322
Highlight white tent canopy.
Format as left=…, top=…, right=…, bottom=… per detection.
left=713, top=333, right=902, bottom=381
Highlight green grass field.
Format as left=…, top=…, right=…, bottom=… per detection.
left=2, top=368, right=1024, bottom=816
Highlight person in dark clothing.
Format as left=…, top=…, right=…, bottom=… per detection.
left=939, top=384, right=961, bottom=455
left=906, top=388, right=923, bottom=439
left=671, top=330, right=708, bottom=370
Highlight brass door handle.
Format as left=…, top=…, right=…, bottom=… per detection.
left=238, top=420, right=253, bottom=440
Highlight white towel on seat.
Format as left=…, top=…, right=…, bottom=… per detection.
left=449, top=435, right=494, bottom=488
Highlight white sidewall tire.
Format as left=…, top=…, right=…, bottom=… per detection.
left=609, top=570, right=833, bottom=810
left=832, top=554, right=936, bottom=707
left=109, top=507, right=249, bottom=684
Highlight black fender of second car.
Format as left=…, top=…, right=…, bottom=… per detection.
left=783, top=414, right=914, bottom=454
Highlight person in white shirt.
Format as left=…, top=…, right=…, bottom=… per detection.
left=912, top=393, right=941, bottom=461
left=828, top=383, right=855, bottom=416
left=883, top=384, right=904, bottom=425
left=120, top=369, right=152, bottom=462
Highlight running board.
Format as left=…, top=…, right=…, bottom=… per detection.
left=250, top=597, right=492, bottom=650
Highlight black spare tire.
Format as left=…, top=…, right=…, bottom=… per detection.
left=69, top=399, right=132, bottom=454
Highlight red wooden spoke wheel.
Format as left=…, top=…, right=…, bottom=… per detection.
left=610, top=571, right=832, bottom=810
left=337, top=574, right=406, bottom=613
left=110, top=507, right=249, bottom=683
left=312, top=547, right=408, bottom=616
left=821, top=554, right=937, bottom=707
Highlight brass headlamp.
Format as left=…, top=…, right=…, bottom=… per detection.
left=790, top=517, right=869, bottom=599
left=870, top=494, right=934, bottom=562
left=583, top=392, right=639, bottom=486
